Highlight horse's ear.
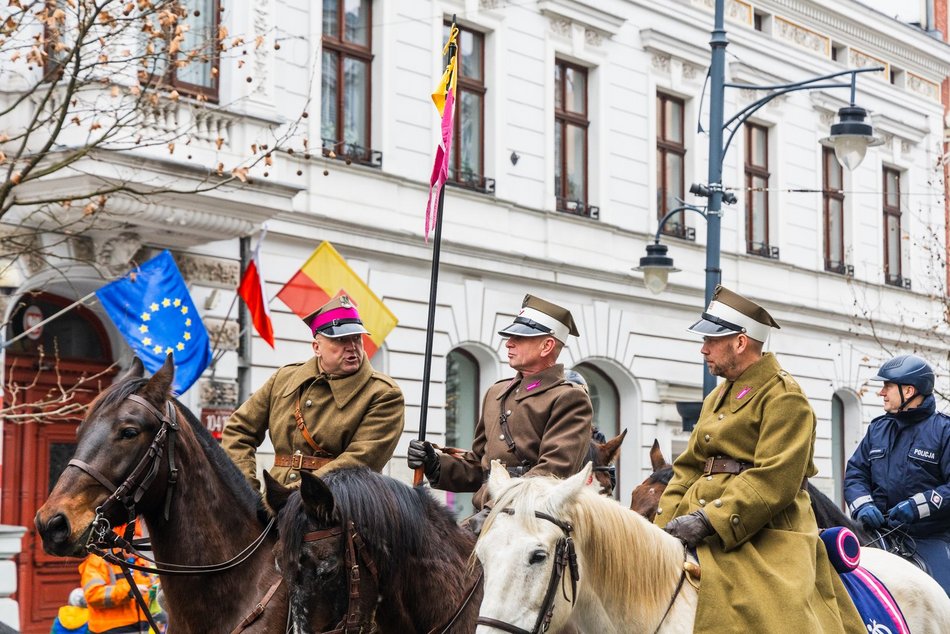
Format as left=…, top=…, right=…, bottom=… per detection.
left=548, top=462, right=593, bottom=510
left=602, top=428, right=627, bottom=463
left=649, top=438, right=668, bottom=472
left=119, top=357, right=146, bottom=382
left=486, top=460, right=511, bottom=501
left=140, top=354, right=175, bottom=404
left=299, top=471, right=334, bottom=524
left=263, top=471, right=292, bottom=514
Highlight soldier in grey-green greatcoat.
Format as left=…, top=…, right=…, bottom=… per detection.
left=655, top=285, right=864, bottom=633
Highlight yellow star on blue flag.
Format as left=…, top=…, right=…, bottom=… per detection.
left=95, top=250, right=212, bottom=394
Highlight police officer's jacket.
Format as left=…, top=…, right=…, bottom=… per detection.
left=844, top=394, right=950, bottom=538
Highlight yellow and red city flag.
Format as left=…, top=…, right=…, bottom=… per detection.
left=276, top=242, right=397, bottom=357
left=424, top=22, right=459, bottom=241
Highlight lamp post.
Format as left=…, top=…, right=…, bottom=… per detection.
left=637, top=0, right=884, bottom=398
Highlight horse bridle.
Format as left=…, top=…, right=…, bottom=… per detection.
left=476, top=509, right=579, bottom=634
left=65, top=392, right=281, bottom=633
left=68, top=394, right=181, bottom=535
left=302, top=521, right=381, bottom=634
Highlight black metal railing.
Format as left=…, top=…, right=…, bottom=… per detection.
left=556, top=197, right=599, bottom=219
left=661, top=222, right=696, bottom=241
left=747, top=241, right=780, bottom=259
left=824, top=260, right=854, bottom=276
left=885, top=273, right=912, bottom=290
left=447, top=169, right=495, bottom=194
left=321, top=139, right=383, bottom=168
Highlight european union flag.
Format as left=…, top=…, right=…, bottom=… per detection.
left=96, top=250, right=212, bottom=394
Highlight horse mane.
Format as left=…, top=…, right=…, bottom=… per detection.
left=85, top=373, right=268, bottom=524
left=806, top=482, right=871, bottom=542
left=484, top=476, right=685, bottom=623
left=282, top=467, right=473, bottom=582
left=648, top=464, right=674, bottom=486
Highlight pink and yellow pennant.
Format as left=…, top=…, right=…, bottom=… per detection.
left=424, top=24, right=460, bottom=241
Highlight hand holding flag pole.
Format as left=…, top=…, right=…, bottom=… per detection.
left=416, top=18, right=459, bottom=486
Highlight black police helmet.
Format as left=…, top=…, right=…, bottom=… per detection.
left=871, top=354, right=934, bottom=396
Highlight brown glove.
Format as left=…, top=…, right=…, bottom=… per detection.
left=664, top=510, right=714, bottom=547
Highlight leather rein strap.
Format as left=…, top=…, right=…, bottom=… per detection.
left=476, top=509, right=579, bottom=634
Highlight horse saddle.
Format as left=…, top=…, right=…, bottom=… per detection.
left=821, top=527, right=910, bottom=634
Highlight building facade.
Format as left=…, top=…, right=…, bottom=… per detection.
left=0, top=0, right=949, bottom=630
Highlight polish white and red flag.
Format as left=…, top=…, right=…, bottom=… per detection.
left=237, top=226, right=275, bottom=348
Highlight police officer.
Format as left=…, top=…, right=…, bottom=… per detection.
left=845, top=354, right=950, bottom=594
left=407, top=294, right=593, bottom=515
left=223, top=295, right=405, bottom=491
left=655, top=285, right=864, bottom=632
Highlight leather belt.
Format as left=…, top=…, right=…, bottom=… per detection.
left=703, top=456, right=749, bottom=475
left=703, top=455, right=808, bottom=490
left=274, top=451, right=334, bottom=471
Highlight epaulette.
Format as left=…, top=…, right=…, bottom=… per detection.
left=371, top=372, right=400, bottom=389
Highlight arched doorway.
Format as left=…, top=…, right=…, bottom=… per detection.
left=573, top=363, right=621, bottom=497
left=2, top=292, right=117, bottom=633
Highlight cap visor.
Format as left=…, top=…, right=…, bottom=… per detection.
left=497, top=323, right=549, bottom=338
left=686, top=318, right=739, bottom=337
left=318, top=323, right=371, bottom=338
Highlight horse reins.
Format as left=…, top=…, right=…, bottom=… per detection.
left=68, top=392, right=281, bottom=633
left=476, top=509, right=579, bottom=634
left=302, top=521, right=381, bottom=634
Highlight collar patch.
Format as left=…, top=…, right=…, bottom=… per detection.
left=525, top=379, right=542, bottom=391
left=736, top=386, right=752, bottom=399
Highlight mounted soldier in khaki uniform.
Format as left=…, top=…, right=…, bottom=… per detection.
left=408, top=294, right=593, bottom=515
left=655, top=286, right=865, bottom=633
left=223, top=295, right=405, bottom=491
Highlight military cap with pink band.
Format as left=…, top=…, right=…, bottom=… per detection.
left=303, top=295, right=371, bottom=338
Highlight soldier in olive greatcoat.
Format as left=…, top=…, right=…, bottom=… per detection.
left=408, top=294, right=593, bottom=514
left=654, top=286, right=864, bottom=633
left=223, top=295, right=405, bottom=491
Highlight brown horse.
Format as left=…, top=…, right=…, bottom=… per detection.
left=35, top=356, right=287, bottom=633
left=265, top=467, right=481, bottom=633
left=588, top=428, right=627, bottom=497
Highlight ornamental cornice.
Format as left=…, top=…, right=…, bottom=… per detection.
left=538, top=0, right=626, bottom=38
left=763, top=0, right=950, bottom=78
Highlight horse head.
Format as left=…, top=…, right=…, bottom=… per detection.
left=35, top=355, right=177, bottom=557
left=589, top=428, right=627, bottom=496
left=265, top=470, right=379, bottom=634
left=630, top=439, right=673, bottom=521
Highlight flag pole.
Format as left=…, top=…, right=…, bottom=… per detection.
left=415, top=17, right=457, bottom=486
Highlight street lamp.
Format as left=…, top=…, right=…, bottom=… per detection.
left=636, top=0, right=884, bottom=398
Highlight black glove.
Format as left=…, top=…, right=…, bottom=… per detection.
left=407, top=439, right=440, bottom=483
left=664, top=510, right=714, bottom=547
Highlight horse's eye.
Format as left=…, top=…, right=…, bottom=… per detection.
left=528, top=549, right=547, bottom=565
left=120, top=427, right=139, bottom=439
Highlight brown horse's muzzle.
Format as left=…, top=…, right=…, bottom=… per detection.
left=35, top=470, right=103, bottom=557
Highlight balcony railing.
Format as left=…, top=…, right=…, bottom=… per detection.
left=556, top=197, right=599, bottom=219
left=661, top=222, right=696, bottom=241
left=824, top=260, right=854, bottom=276
left=447, top=169, right=495, bottom=194
left=321, top=139, right=383, bottom=168
left=747, top=241, right=780, bottom=260
left=885, top=273, right=912, bottom=290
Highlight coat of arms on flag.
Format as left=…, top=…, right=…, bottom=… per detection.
left=276, top=241, right=397, bottom=357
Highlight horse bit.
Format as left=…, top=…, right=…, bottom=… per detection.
left=476, top=509, right=579, bottom=634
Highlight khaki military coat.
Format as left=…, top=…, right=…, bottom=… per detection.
left=655, top=353, right=864, bottom=633
left=223, top=355, right=404, bottom=491
left=435, top=363, right=592, bottom=509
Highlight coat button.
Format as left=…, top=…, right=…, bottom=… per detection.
left=714, top=499, right=723, bottom=507
left=288, top=473, right=298, bottom=481
left=499, top=435, right=505, bottom=440
left=657, top=508, right=663, bottom=515
left=731, top=516, right=740, bottom=525
left=718, top=414, right=724, bottom=420
left=306, top=400, right=312, bottom=407
left=706, top=476, right=713, bottom=481
left=699, top=499, right=706, bottom=506
left=704, top=434, right=711, bottom=441
left=506, top=410, right=512, bottom=416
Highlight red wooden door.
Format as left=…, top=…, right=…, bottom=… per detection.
left=2, top=294, right=115, bottom=633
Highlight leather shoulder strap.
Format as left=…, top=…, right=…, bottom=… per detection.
left=294, top=385, right=334, bottom=457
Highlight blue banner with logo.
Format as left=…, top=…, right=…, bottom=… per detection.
left=96, top=250, right=212, bottom=394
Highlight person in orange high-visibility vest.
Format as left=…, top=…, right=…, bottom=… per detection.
left=79, top=524, right=158, bottom=634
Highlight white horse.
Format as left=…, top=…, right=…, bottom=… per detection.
left=474, top=461, right=950, bottom=634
